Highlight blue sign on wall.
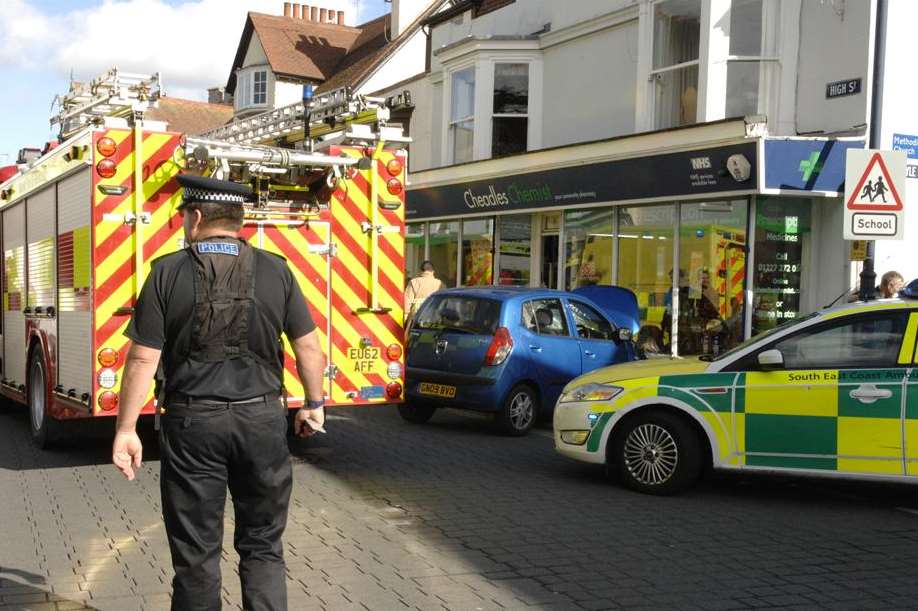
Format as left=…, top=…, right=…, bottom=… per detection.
left=892, top=133, right=918, bottom=160
left=764, top=139, right=865, bottom=192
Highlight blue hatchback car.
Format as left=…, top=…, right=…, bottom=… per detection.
left=402, top=286, right=640, bottom=435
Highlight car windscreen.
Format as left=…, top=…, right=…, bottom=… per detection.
left=413, top=295, right=501, bottom=335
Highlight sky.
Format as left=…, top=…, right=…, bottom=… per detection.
left=0, top=0, right=390, bottom=164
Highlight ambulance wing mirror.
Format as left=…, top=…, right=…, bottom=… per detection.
left=757, top=349, right=784, bottom=370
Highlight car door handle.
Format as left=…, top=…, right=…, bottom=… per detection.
left=850, top=384, right=893, bottom=404
left=584, top=350, right=596, bottom=358
left=529, top=344, right=543, bottom=353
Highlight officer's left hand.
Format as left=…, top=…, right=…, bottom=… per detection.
left=113, top=431, right=143, bottom=481
left=294, top=407, right=325, bottom=437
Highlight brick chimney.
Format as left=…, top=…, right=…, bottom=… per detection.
left=291, top=3, right=300, bottom=18
left=283, top=2, right=292, bottom=17
left=337, top=10, right=345, bottom=24
left=319, top=8, right=327, bottom=23
left=310, top=5, right=319, bottom=21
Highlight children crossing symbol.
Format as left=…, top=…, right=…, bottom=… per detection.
left=846, top=152, right=904, bottom=211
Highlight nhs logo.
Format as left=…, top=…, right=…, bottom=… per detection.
left=690, top=157, right=712, bottom=170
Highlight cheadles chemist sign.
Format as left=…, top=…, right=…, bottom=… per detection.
left=407, top=143, right=757, bottom=220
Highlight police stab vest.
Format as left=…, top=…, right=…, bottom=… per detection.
left=186, top=238, right=281, bottom=383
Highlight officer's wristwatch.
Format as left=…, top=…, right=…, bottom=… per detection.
left=304, top=399, right=325, bottom=410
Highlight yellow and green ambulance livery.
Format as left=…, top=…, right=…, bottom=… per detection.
left=554, top=294, right=918, bottom=495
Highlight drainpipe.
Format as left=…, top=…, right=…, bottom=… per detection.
left=859, top=0, right=887, bottom=301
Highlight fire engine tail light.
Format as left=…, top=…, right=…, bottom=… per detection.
left=96, top=159, right=117, bottom=179
left=386, top=382, right=402, bottom=399
left=98, top=391, right=119, bottom=411
left=386, top=178, right=403, bottom=196
left=484, top=327, right=514, bottom=366
left=96, top=137, right=117, bottom=157
left=98, top=347, right=119, bottom=368
left=386, top=344, right=402, bottom=361
left=386, top=158, right=403, bottom=176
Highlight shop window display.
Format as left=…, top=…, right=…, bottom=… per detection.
left=752, top=197, right=811, bottom=335
left=498, top=215, right=531, bottom=286
left=462, top=218, right=494, bottom=286
left=677, top=201, right=748, bottom=356
left=564, top=208, right=614, bottom=291
left=617, top=205, right=675, bottom=353
left=428, top=221, right=459, bottom=288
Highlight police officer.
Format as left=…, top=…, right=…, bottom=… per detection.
left=111, top=174, right=327, bottom=611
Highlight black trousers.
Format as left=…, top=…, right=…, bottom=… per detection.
left=159, top=397, right=292, bottom=611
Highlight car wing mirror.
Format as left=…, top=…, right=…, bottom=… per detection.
left=618, top=328, right=633, bottom=342
left=757, top=349, right=784, bottom=370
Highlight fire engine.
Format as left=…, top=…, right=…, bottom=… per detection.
left=0, top=69, right=410, bottom=447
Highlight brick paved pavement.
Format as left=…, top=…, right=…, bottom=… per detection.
left=2, top=403, right=918, bottom=610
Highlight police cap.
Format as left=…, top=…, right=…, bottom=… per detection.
left=176, top=174, right=255, bottom=210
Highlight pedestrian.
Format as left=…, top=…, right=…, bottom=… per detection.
left=878, top=270, right=904, bottom=298
left=404, top=260, right=445, bottom=324
left=111, top=174, right=327, bottom=611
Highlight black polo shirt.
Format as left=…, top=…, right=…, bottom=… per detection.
left=126, top=242, right=316, bottom=401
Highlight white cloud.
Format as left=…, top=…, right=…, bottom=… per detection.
left=1, top=0, right=363, bottom=100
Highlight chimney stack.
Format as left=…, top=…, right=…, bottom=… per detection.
left=319, top=8, right=328, bottom=23
left=310, top=6, right=319, bottom=21
left=292, top=3, right=300, bottom=18
left=337, top=10, right=345, bottom=24
left=283, top=2, right=292, bottom=17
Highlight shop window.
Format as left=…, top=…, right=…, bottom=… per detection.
left=617, top=205, right=675, bottom=352
left=428, top=221, right=459, bottom=288
left=752, top=198, right=812, bottom=336
left=492, top=63, right=528, bottom=157
left=461, top=218, right=494, bottom=286
left=449, top=67, right=475, bottom=164
left=498, top=215, right=531, bottom=286
left=564, top=208, right=613, bottom=291
left=678, top=201, right=749, bottom=357
left=406, top=223, right=426, bottom=280
left=725, top=0, right=779, bottom=118
left=652, top=0, right=700, bottom=129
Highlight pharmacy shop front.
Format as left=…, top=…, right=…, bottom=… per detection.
left=406, top=126, right=860, bottom=358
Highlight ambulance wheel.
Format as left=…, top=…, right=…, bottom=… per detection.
left=496, top=384, right=537, bottom=436
left=398, top=400, right=435, bottom=424
left=29, top=349, right=58, bottom=449
left=612, top=409, right=701, bottom=496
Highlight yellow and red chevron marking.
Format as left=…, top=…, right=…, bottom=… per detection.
left=729, top=247, right=745, bottom=312
left=245, top=220, right=333, bottom=404
left=326, top=146, right=405, bottom=405
left=91, top=128, right=184, bottom=415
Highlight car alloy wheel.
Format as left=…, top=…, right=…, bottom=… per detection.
left=622, top=423, right=678, bottom=486
left=612, top=409, right=702, bottom=495
left=508, top=391, right=534, bottom=431
left=497, top=384, right=537, bottom=436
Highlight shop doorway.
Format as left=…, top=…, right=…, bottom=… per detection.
left=541, top=235, right=559, bottom=289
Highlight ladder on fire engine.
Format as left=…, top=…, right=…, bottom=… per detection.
left=50, top=68, right=162, bottom=139
left=200, top=86, right=411, bottom=147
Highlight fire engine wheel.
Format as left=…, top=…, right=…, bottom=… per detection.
left=496, top=384, right=537, bottom=437
left=611, top=409, right=701, bottom=496
left=398, top=399, right=436, bottom=424
left=29, top=350, right=57, bottom=449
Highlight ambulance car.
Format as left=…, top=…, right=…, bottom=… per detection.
left=555, top=285, right=918, bottom=495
